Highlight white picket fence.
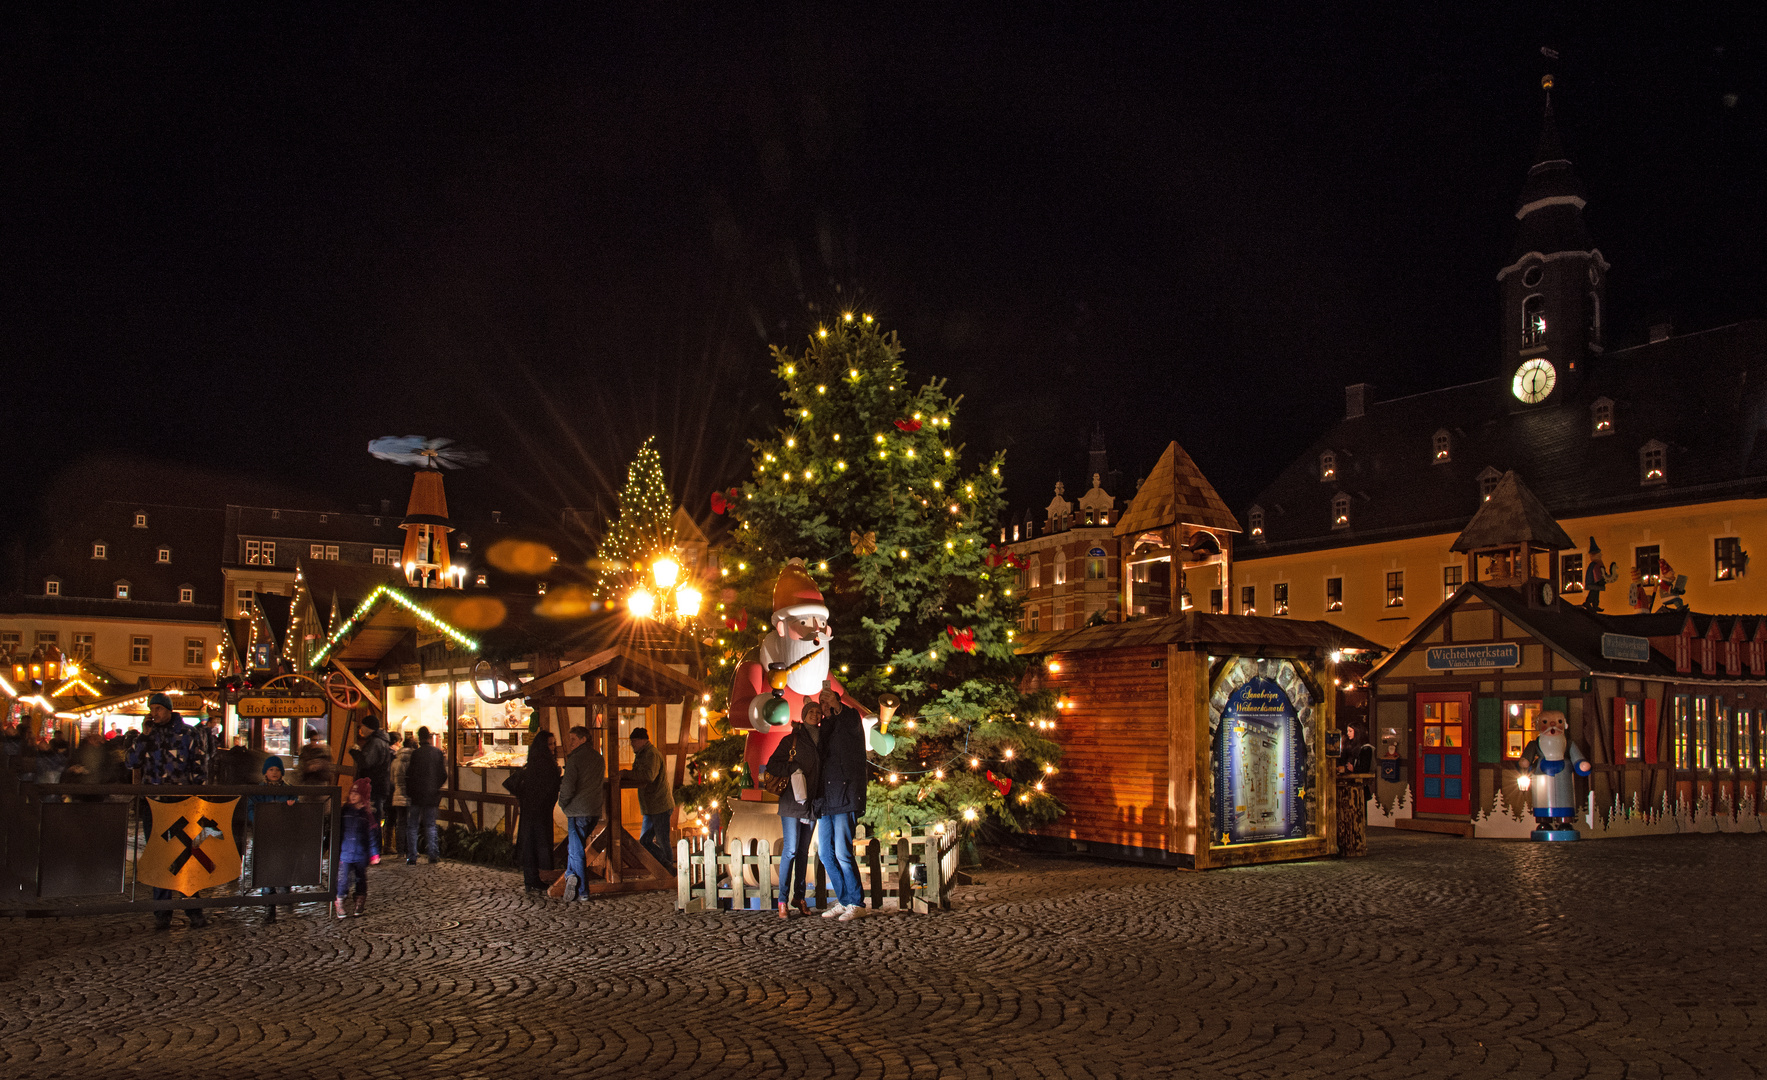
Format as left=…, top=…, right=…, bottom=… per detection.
left=676, top=823, right=959, bottom=913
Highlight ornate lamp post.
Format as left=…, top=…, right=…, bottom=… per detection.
left=628, top=554, right=703, bottom=625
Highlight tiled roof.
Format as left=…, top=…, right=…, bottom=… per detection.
left=1450, top=471, right=1575, bottom=552
left=1113, top=441, right=1241, bottom=537
left=1240, top=320, right=1767, bottom=561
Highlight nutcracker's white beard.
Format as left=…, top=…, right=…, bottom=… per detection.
left=1538, top=731, right=1568, bottom=761
left=759, top=627, right=832, bottom=696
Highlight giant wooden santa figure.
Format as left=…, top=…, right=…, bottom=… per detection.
left=729, top=559, right=876, bottom=799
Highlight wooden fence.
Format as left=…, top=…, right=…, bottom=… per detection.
left=676, top=823, right=959, bottom=914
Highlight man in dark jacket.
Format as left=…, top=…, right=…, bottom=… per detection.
left=125, top=693, right=209, bottom=929
left=813, top=684, right=898, bottom=922
left=556, top=725, right=604, bottom=901
left=403, top=726, right=447, bottom=864
left=348, top=717, right=394, bottom=863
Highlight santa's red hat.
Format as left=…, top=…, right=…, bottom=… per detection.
left=772, top=559, right=828, bottom=620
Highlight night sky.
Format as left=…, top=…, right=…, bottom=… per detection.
left=3, top=5, right=1763, bottom=535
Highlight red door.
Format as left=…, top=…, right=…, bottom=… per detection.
left=1417, top=694, right=1472, bottom=816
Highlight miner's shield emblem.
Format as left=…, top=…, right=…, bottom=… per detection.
left=139, top=797, right=242, bottom=893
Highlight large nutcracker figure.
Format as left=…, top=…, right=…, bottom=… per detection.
left=729, top=560, right=869, bottom=799
left=1518, top=710, right=1590, bottom=841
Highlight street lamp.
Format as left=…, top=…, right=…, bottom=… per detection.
left=628, top=554, right=701, bottom=624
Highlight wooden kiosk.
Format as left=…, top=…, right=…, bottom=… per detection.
left=1020, top=614, right=1380, bottom=868
left=1016, top=435, right=1381, bottom=868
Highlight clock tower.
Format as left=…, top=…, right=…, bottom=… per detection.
left=1497, top=79, right=1607, bottom=408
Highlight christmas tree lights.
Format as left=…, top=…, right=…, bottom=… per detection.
left=683, top=318, right=1061, bottom=837
left=596, top=436, right=679, bottom=598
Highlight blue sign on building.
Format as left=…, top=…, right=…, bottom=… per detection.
left=1424, top=643, right=1521, bottom=670
left=1600, top=633, right=1652, bottom=663
left=1088, top=547, right=1107, bottom=557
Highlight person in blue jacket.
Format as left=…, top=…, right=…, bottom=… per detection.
left=247, top=756, right=297, bottom=922
left=334, top=777, right=379, bottom=918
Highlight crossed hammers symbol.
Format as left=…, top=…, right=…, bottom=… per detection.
left=161, top=814, right=222, bottom=875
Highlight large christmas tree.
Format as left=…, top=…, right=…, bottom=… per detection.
left=685, top=316, right=1060, bottom=836
left=595, top=436, right=677, bottom=596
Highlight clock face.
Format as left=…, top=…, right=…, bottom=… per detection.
left=1512, top=358, right=1557, bottom=404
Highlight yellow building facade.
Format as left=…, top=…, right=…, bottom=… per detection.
left=1237, top=498, right=1767, bottom=650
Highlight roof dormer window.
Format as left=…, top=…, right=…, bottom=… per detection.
left=115, top=580, right=131, bottom=600
left=1640, top=440, right=1667, bottom=486
left=92, top=542, right=107, bottom=560
left=1432, top=429, right=1452, bottom=463
left=1331, top=493, right=1350, bottom=530
left=1319, top=450, right=1337, bottom=483
left=1477, top=466, right=1502, bottom=501
left=157, top=547, right=171, bottom=563
left=1591, top=397, right=1614, bottom=436
left=133, top=512, right=148, bottom=528
left=44, top=578, right=60, bottom=597
left=1248, top=505, right=1265, bottom=542
left=178, top=585, right=194, bottom=604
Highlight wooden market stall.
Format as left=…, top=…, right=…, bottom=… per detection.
left=1018, top=612, right=1382, bottom=869
left=290, top=559, right=704, bottom=891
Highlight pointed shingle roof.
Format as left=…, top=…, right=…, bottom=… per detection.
left=1450, top=470, right=1575, bottom=552
left=1113, top=441, right=1241, bottom=536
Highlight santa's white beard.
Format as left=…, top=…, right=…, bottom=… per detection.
left=759, top=630, right=832, bottom=695
left=1537, top=731, right=1568, bottom=761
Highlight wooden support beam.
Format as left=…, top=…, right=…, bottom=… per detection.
left=327, top=659, right=385, bottom=713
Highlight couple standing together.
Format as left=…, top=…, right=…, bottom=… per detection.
left=765, top=683, right=897, bottom=921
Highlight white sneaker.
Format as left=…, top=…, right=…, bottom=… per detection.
left=837, top=904, right=869, bottom=922
left=820, top=903, right=847, bottom=919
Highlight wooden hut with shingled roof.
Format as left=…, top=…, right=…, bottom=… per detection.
left=1114, top=440, right=1242, bottom=619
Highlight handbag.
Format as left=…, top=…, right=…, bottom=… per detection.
left=759, top=733, right=794, bottom=796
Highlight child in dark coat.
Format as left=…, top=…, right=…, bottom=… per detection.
left=335, top=777, right=379, bottom=918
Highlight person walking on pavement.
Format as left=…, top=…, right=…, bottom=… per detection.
left=347, top=717, right=394, bottom=864
left=619, top=727, right=675, bottom=874
left=515, top=731, right=561, bottom=893
left=389, top=733, right=415, bottom=855
left=765, top=698, right=823, bottom=919
left=813, top=684, right=898, bottom=922
left=125, top=693, right=211, bottom=929
left=556, top=725, right=603, bottom=902
left=404, top=727, right=446, bottom=864
left=334, top=777, right=378, bottom=918
left=297, top=727, right=334, bottom=786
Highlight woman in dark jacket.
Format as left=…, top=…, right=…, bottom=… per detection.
left=765, top=703, right=824, bottom=918
left=516, top=731, right=562, bottom=892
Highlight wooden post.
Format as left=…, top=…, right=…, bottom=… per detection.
left=602, top=674, right=621, bottom=884
left=896, top=834, right=912, bottom=910
left=864, top=833, right=882, bottom=908
left=756, top=837, right=773, bottom=911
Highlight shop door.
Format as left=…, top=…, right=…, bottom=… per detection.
left=1416, top=694, right=1472, bottom=816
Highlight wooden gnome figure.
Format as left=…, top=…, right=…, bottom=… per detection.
left=728, top=560, right=875, bottom=798
left=1518, top=710, right=1590, bottom=841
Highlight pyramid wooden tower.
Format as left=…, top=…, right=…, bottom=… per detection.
left=400, top=471, right=458, bottom=589
left=1113, top=441, right=1242, bottom=616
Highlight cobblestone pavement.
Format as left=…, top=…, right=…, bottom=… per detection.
left=1, top=830, right=1763, bottom=1079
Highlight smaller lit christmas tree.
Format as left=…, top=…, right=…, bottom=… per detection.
left=596, top=437, right=677, bottom=596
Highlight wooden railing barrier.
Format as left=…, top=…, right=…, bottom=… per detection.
left=675, top=822, right=958, bottom=914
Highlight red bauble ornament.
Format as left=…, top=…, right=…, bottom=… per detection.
left=986, top=770, right=1012, bottom=797
left=894, top=419, right=923, bottom=433
left=946, top=625, right=976, bottom=653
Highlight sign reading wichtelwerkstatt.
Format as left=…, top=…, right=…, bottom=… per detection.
left=236, top=695, right=330, bottom=719
left=1425, top=643, right=1522, bottom=670
left=1600, top=633, right=1653, bottom=663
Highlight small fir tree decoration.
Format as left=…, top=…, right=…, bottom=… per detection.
left=680, top=315, right=1060, bottom=838
left=596, top=436, right=678, bottom=597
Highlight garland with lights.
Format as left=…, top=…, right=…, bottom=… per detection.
left=678, top=316, right=1062, bottom=838
left=310, top=585, right=480, bottom=668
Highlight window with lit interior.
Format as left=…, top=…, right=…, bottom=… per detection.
left=1248, top=505, right=1264, bottom=540
left=1325, top=577, right=1342, bottom=612
left=1385, top=571, right=1404, bottom=608
left=1561, top=553, right=1584, bottom=593
left=1432, top=430, right=1451, bottom=462
left=1639, top=441, right=1666, bottom=485
left=1273, top=582, right=1289, bottom=616
left=1505, top=700, right=1541, bottom=759
left=1319, top=451, right=1336, bottom=482
left=1716, top=537, right=1746, bottom=581
left=1331, top=493, right=1350, bottom=530
left=1591, top=398, right=1614, bottom=436
left=1521, top=294, right=1546, bottom=345
left=1240, top=585, right=1256, bottom=615
left=1443, top=565, right=1462, bottom=599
